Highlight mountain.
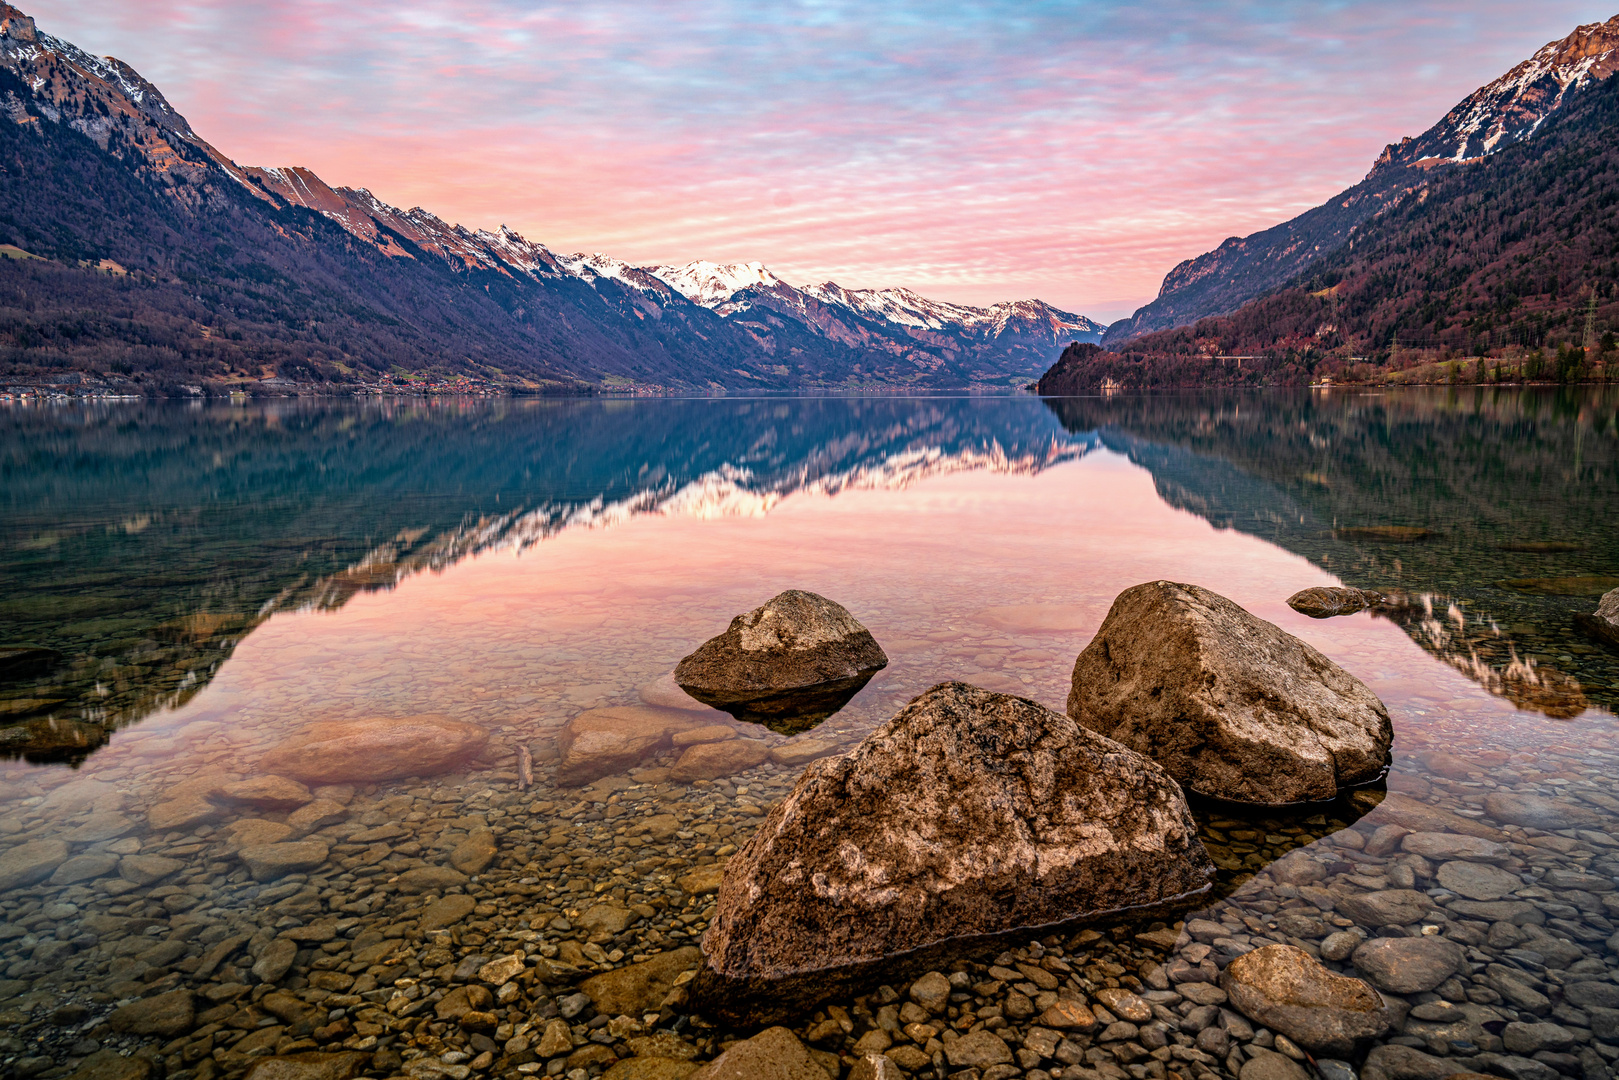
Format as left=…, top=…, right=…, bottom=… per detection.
left=1102, top=14, right=1619, bottom=347
left=0, top=5, right=1098, bottom=392
left=1038, top=61, right=1619, bottom=392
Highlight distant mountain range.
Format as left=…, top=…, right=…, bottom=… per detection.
left=1102, top=14, right=1619, bottom=347
left=0, top=4, right=1100, bottom=392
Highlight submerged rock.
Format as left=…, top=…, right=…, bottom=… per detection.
left=555, top=705, right=716, bottom=787
left=1222, top=944, right=1392, bottom=1057
left=259, top=715, right=488, bottom=784
left=674, top=590, right=887, bottom=733
left=1575, top=587, right=1619, bottom=650
left=691, top=682, right=1214, bottom=1024
left=0, top=644, right=61, bottom=681
left=1068, top=581, right=1392, bottom=804
left=687, top=1027, right=826, bottom=1080
left=1286, top=586, right=1391, bottom=619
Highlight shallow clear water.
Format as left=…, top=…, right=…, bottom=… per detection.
left=2, top=388, right=1618, bottom=1080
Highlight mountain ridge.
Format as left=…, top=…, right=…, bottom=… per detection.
left=0, top=3, right=1097, bottom=391
left=1102, top=14, right=1619, bottom=348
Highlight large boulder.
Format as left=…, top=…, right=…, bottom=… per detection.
left=1068, top=581, right=1392, bottom=804
left=1575, top=588, right=1619, bottom=649
left=691, top=682, right=1214, bottom=1024
left=555, top=705, right=715, bottom=787
left=259, top=715, right=487, bottom=784
left=1222, top=944, right=1393, bottom=1057
left=674, top=590, right=888, bottom=733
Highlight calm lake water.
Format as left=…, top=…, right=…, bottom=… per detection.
left=2, top=388, right=1619, bottom=1080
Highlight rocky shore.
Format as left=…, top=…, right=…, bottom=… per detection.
left=2, top=586, right=1619, bottom=1080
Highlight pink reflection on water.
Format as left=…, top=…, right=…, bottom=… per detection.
left=97, top=447, right=1607, bottom=781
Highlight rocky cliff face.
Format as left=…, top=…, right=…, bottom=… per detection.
left=1103, top=15, right=1619, bottom=347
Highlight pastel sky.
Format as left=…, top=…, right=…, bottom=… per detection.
left=27, top=1, right=1615, bottom=320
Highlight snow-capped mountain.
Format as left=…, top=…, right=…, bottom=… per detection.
left=1369, top=15, right=1619, bottom=177
left=651, top=261, right=791, bottom=307
left=1104, top=14, right=1619, bottom=346
left=0, top=0, right=1100, bottom=389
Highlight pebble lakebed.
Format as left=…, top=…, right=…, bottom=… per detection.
left=4, top=653, right=1619, bottom=1080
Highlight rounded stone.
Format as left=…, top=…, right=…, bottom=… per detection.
left=1222, top=943, right=1392, bottom=1057
left=1351, top=937, right=1465, bottom=994
left=1436, top=860, right=1522, bottom=901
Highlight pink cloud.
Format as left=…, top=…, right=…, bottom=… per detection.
left=24, top=0, right=1609, bottom=320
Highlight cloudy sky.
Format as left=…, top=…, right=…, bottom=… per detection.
left=27, top=1, right=1612, bottom=320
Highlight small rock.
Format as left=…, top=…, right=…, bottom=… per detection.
left=1039, top=1000, right=1098, bottom=1030
left=1399, top=832, right=1509, bottom=863
left=63, top=1051, right=152, bottom=1080
left=449, top=830, right=497, bottom=874
left=1502, top=1022, right=1575, bottom=1054
left=579, top=947, right=701, bottom=1016
left=687, top=1026, right=828, bottom=1080
left=1336, top=889, right=1432, bottom=928
left=578, top=904, right=640, bottom=941
left=146, top=797, right=222, bottom=832
left=238, top=841, right=329, bottom=882
left=1242, top=1048, right=1311, bottom=1080
left=1222, top=943, right=1392, bottom=1057
left=418, top=894, right=477, bottom=932
left=215, top=776, right=313, bottom=811
left=1351, top=938, right=1464, bottom=994
left=910, top=971, right=952, bottom=1013
left=536, top=1019, right=572, bottom=1058
left=49, top=853, right=120, bottom=886
left=1094, top=987, right=1152, bottom=1022
left=395, top=866, right=470, bottom=893
left=768, top=739, right=844, bottom=767
left=118, top=854, right=184, bottom=885
left=1362, top=1043, right=1475, bottom=1080
left=1482, top=792, right=1595, bottom=830
left=106, top=989, right=194, bottom=1037
left=944, top=1029, right=1013, bottom=1068
left=677, top=865, right=725, bottom=896
left=259, top=715, right=489, bottom=784
left=1436, top=861, right=1521, bottom=901
left=1286, top=587, right=1384, bottom=619
left=286, top=799, right=348, bottom=832
left=0, top=838, right=70, bottom=890
left=670, top=739, right=770, bottom=782
left=477, top=954, right=525, bottom=986
left=555, top=706, right=712, bottom=787
left=253, top=938, right=298, bottom=983
left=1320, top=931, right=1363, bottom=962
left=241, top=1052, right=371, bottom=1080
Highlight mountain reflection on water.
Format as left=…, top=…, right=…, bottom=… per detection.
left=0, top=396, right=1089, bottom=762
left=1043, top=385, right=1619, bottom=719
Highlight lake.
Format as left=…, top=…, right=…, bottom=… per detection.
left=2, top=388, right=1618, bottom=1080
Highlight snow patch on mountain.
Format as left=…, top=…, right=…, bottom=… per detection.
left=1371, top=14, right=1619, bottom=177
left=650, top=261, right=789, bottom=306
